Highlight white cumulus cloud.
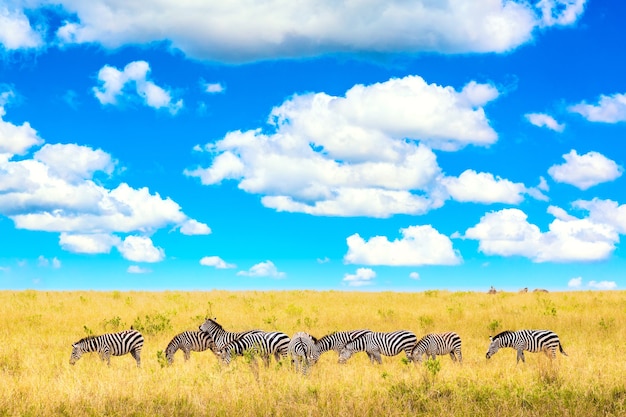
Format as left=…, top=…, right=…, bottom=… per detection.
left=568, top=92, right=626, bottom=123
left=118, top=235, right=165, bottom=263
left=0, top=7, right=43, bottom=50
left=588, top=280, right=617, bottom=290
left=441, top=169, right=528, bottom=204
left=200, top=256, right=236, bottom=269
left=47, top=0, right=586, bottom=62
left=93, top=61, right=183, bottom=114
left=344, top=225, right=462, bottom=266
left=343, top=267, right=376, bottom=287
left=186, top=75, right=500, bottom=218
left=525, top=112, right=565, bottom=132
left=567, top=277, right=582, bottom=288
left=127, top=265, right=151, bottom=274
left=464, top=207, right=619, bottom=263
left=237, top=260, right=285, bottom=278
left=548, top=150, right=622, bottom=190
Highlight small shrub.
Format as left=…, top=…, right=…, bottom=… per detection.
left=132, top=313, right=172, bottom=335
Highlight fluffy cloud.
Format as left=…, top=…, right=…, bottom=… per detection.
left=37, top=255, right=61, bottom=268
left=0, top=104, right=210, bottom=262
left=568, top=276, right=617, bottom=290
left=0, top=91, right=44, bottom=155
left=573, top=198, right=626, bottom=234
left=548, top=150, right=622, bottom=190
left=117, top=235, right=165, bottom=263
left=568, top=92, right=626, bottom=123
left=187, top=75, right=503, bottom=218
left=127, top=265, right=151, bottom=274
left=567, top=277, right=582, bottom=288
left=200, top=256, right=236, bottom=269
left=441, top=169, right=528, bottom=204
left=525, top=112, right=565, bottom=132
left=0, top=7, right=43, bottom=50
left=343, top=268, right=376, bottom=287
left=203, top=82, right=225, bottom=94
left=344, top=225, right=462, bottom=266
left=464, top=207, right=619, bottom=262
left=45, top=0, right=585, bottom=62
left=93, top=61, right=183, bottom=114
left=237, top=260, right=285, bottom=278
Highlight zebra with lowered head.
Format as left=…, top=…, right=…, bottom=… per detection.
left=218, top=330, right=290, bottom=367
left=411, top=331, right=462, bottom=364
left=486, top=329, right=568, bottom=363
left=288, top=332, right=317, bottom=374
left=338, top=330, right=417, bottom=364
left=310, top=329, right=374, bottom=364
left=165, top=330, right=219, bottom=365
left=198, top=317, right=263, bottom=350
left=70, top=328, right=144, bottom=367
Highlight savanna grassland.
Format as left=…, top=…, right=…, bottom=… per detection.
left=0, top=289, right=624, bottom=417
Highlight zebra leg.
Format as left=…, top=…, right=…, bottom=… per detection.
left=516, top=349, right=525, bottom=363
left=131, top=348, right=141, bottom=367
left=262, top=354, right=271, bottom=367
left=183, top=347, right=191, bottom=362
left=449, top=352, right=457, bottom=362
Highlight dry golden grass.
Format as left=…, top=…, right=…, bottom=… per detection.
left=0, top=289, right=624, bottom=416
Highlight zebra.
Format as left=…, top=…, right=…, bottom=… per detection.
left=217, top=331, right=290, bottom=367
left=165, top=330, right=219, bottom=365
left=486, top=329, right=568, bottom=363
left=288, top=332, right=317, bottom=374
left=338, top=330, right=417, bottom=364
left=198, top=317, right=263, bottom=350
left=310, top=329, right=374, bottom=364
left=69, top=328, right=144, bottom=367
left=410, top=332, right=462, bottom=364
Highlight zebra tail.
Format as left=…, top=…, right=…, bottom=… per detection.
left=559, top=342, right=568, bottom=356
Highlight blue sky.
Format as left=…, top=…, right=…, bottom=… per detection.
left=1, top=0, right=624, bottom=292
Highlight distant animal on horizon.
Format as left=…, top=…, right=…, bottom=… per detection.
left=70, top=328, right=144, bottom=367
left=288, top=332, right=317, bottom=374
left=519, top=287, right=528, bottom=294
left=411, top=332, right=462, bottom=364
left=488, top=286, right=497, bottom=294
left=338, top=330, right=417, bottom=364
left=486, top=329, right=567, bottom=364
left=533, top=288, right=549, bottom=293
left=165, top=330, right=219, bottom=365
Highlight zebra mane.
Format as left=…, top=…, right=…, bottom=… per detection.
left=492, top=330, right=514, bottom=340
left=205, top=317, right=223, bottom=330
left=75, top=335, right=97, bottom=344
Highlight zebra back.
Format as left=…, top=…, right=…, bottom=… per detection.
left=70, top=329, right=144, bottom=366
left=312, top=329, right=371, bottom=361
left=219, top=331, right=290, bottom=366
left=165, top=331, right=218, bottom=364
left=339, top=330, right=417, bottom=363
left=411, top=332, right=462, bottom=363
left=198, top=317, right=262, bottom=349
left=486, top=329, right=566, bottom=363
left=288, top=332, right=317, bottom=372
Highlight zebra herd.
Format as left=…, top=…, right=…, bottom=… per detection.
left=69, top=318, right=568, bottom=372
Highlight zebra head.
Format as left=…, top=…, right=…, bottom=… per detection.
left=338, top=347, right=352, bottom=364
left=485, top=335, right=500, bottom=359
left=69, top=342, right=85, bottom=365
left=216, top=348, right=232, bottom=365
left=199, top=317, right=219, bottom=333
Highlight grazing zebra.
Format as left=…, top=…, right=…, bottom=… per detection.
left=486, top=330, right=568, bottom=363
left=165, top=330, right=219, bottom=365
left=310, top=329, right=374, bottom=364
left=338, top=330, right=417, bottom=364
left=288, top=332, right=317, bottom=374
left=70, top=328, right=144, bottom=367
left=411, top=332, right=462, bottom=364
left=218, top=331, right=290, bottom=367
left=198, top=317, right=263, bottom=350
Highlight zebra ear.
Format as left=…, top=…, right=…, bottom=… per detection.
left=489, top=336, right=493, bottom=341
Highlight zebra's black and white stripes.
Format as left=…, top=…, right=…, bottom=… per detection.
left=411, top=332, right=462, bottom=363
left=70, top=329, right=144, bottom=367
left=310, top=329, right=373, bottom=364
left=165, top=330, right=218, bottom=365
left=288, top=332, right=317, bottom=374
left=338, top=330, right=417, bottom=364
left=486, top=329, right=567, bottom=363
left=218, top=331, right=290, bottom=367
left=198, top=317, right=262, bottom=350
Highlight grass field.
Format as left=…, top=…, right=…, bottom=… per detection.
left=0, top=289, right=624, bottom=416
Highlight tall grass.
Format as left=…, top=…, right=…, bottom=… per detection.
left=0, top=290, right=624, bottom=416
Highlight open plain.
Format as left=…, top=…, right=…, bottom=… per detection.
left=0, top=289, right=624, bottom=416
